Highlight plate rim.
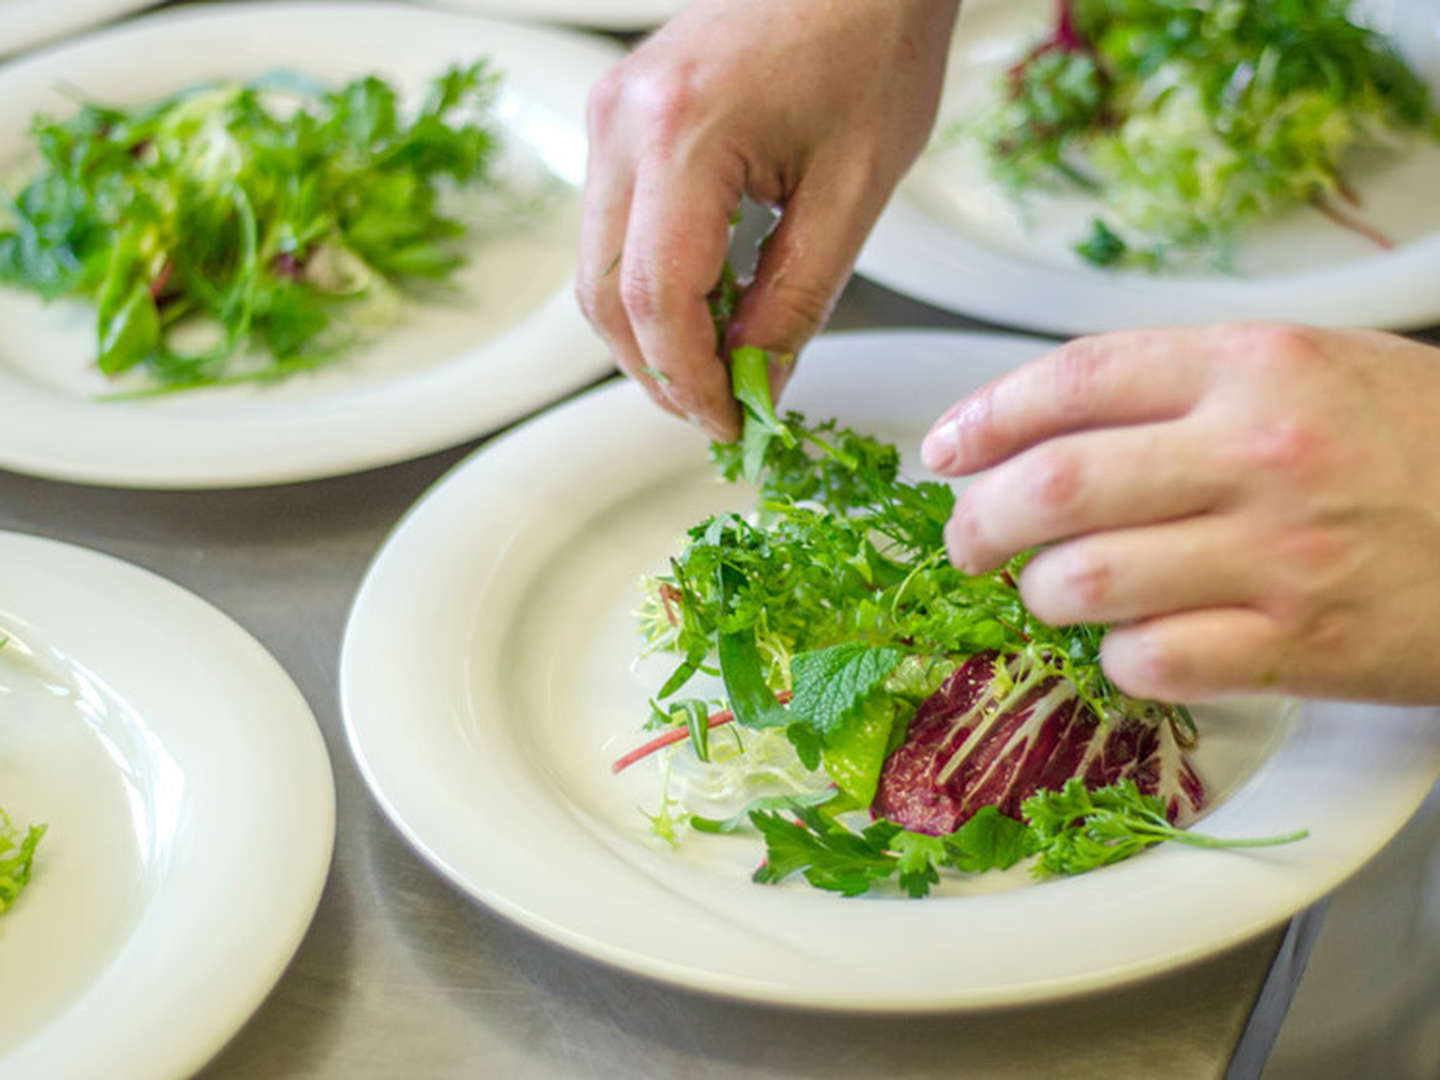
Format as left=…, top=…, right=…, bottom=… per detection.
left=0, top=0, right=158, bottom=58
left=420, top=0, right=680, bottom=30
left=0, top=1, right=621, bottom=489
left=0, top=529, right=335, bottom=1075
left=340, top=327, right=1440, bottom=1011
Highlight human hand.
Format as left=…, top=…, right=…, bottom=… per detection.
left=921, top=325, right=1440, bottom=705
left=576, top=0, right=960, bottom=440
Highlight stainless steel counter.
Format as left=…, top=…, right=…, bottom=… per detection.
left=0, top=277, right=1338, bottom=1079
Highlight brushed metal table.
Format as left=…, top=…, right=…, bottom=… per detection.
left=0, top=277, right=1334, bottom=1080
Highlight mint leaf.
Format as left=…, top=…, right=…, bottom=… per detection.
left=786, top=722, right=823, bottom=770
left=789, top=643, right=904, bottom=739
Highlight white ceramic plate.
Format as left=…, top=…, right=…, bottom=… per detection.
left=856, top=0, right=1440, bottom=335
left=0, top=0, right=158, bottom=58
left=419, top=0, right=680, bottom=30
left=0, top=531, right=334, bottom=1076
left=0, top=3, right=619, bottom=488
left=340, top=328, right=1440, bottom=1010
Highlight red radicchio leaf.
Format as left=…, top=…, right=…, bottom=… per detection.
left=873, top=651, right=1204, bottom=836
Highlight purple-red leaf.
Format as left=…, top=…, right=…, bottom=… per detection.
left=873, top=652, right=1204, bottom=836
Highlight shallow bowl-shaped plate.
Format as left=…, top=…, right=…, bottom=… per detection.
left=340, top=329, right=1440, bottom=1010
left=0, top=531, right=334, bottom=1076
left=0, top=2, right=619, bottom=488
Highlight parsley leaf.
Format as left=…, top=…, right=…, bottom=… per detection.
left=1023, top=779, right=1308, bottom=878
left=751, top=806, right=900, bottom=897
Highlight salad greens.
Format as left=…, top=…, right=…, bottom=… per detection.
left=622, top=347, right=1306, bottom=897
left=973, top=0, right=1440, bottom=267
left=0, top=62, right=500, bottom=393
left=0, top=636, right=44, bottom=916
left=732, top=780, right=1304, bottom=897
left=0, top=810, right=44, bottom=916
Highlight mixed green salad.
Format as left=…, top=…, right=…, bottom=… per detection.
left=0, top=636, right=43, bottom=917
left=615, top=348, right=1305, bottom=898
left=971, top=0, right=1440, bottom=267
left=0, top=62, right=501, bottom=394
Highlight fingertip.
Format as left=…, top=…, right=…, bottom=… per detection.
left=921, top=418, right=959, bottom=473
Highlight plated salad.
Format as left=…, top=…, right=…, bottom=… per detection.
left=616, top=348, right=1304, bottom=898
left=971, top=0, right=1440, bottom=268
left=0, top=62, right=501, bottom=394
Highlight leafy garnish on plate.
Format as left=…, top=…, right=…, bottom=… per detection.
left=967, top=0, right=1440, bottom=267
left=620, top=340, right=1306, bottom=896
left=0, top=62, right=501, bottom=393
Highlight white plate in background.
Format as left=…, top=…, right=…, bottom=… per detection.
left=419, top=0, right=679, bottom=30
left=341, top=329, right=1440, bottom=1009
left=0, top=3, right=618, bottom=487
left=0, top=0, right=158, bottom=58
left=0, top=531, right=334, bottom=1077
left=857, top=0, right=1440, bottom=334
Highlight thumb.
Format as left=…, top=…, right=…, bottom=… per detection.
left=726, top=163, right=886, bottom=404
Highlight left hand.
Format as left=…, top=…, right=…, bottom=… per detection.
left=920, top=323, right=1440, bottom=705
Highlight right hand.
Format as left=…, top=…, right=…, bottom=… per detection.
left=576, top=0, right=961, bottom=440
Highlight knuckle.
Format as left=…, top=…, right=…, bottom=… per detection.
left=1275, top=526, right=1346, bottom=580
left=1239, top=416, right=1328, bottom=479
left=585, top=67, right=626, bottom=135
left=1027, top=445, right=1084, bottom=513
left=1239, top=322, right=1321, bottom=377
left=628, top=67, right=699, bottom=141
left=618, top=260, right=672, bottom=324
left=1060, top=545, right=1113, bottom=610
left=1292, top=603, right=1359, bottom=654
left=760, top=276, right=835, bottom=342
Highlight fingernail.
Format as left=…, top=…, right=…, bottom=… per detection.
left=921, top=417, right=960, bottom=472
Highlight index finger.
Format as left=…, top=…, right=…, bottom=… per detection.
left=920, top=329, right=1216, bottom=476
left=619, top=151, right=745, bottom=441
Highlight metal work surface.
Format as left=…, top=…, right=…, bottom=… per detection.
left=0, top=278, right=1320, bottom=1079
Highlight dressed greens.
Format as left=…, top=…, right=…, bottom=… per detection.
left=619, top=347, right=1305, bottom=897
left=0, top=63, right=500, bottom=393
left=972, top=0, right=1440, bottom=267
